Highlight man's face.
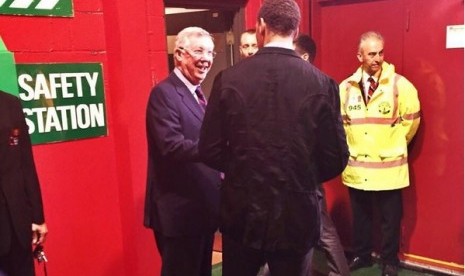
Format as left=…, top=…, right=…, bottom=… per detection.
left=178, top=36, right=215, bottom=85
left=239, top=32, right=258, bottom=58
left=358, top=38, right=384, bottom=76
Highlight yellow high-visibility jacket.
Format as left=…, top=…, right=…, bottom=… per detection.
left=339, top=62, right=420, bottom=191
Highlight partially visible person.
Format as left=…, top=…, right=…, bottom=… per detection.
left=294, top=34, right=351, bottom=276
left=340, top=31, right=420, bottom=276
left=143, top=26, right=221, bottom=276
left=294, top=34, right=316, bottom=63
left=239, top=28, right=258, bottom=59
left=0, top=90, right=48, bottom=276
left=199, top=0, right=349, bottom=275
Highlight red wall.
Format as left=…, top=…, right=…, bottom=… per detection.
left=0, top=1, right=166, bottom=275
left=312, top=0, right=464, bottom=273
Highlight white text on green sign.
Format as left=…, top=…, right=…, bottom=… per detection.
left=16, top=63, right=107, bottom=144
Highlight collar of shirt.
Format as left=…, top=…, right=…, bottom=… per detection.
left=173, top=67, right=200, bottom=102
left=264, top=41, right=294, bottom=50
left=362, top=72, right=378, bottom=84
left=362, top=73, right=378, bottom=96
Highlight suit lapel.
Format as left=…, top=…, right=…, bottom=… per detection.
left=0, top=95, right=12, bottom=169
left=169, top=73, right=204, bottom=121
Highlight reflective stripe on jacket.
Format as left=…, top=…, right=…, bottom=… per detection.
left=339, top=62, right=420, bottom=191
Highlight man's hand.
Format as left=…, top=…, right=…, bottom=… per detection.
left=32, top=223, right=48, bottom=245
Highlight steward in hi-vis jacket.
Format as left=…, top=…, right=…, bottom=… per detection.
left=340, top=61, right=420, bottom=190
left=340, top=31, right=420, bottom=276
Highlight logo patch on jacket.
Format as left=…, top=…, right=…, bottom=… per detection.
left=378, top=102, right=391, bottom=115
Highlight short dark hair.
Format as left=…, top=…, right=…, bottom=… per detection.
left=294, top=34, right=316, bottom=62
left=258, top=0, right=301, bottom=36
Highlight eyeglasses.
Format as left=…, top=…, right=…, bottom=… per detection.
left=179, top=47, right=217, bottom=59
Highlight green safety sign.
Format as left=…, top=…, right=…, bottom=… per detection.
left=0, top=0, right=73, bottom=17
left=16, top=63, right=107, bottom=144
left=0, top=36, right=19, bottom=96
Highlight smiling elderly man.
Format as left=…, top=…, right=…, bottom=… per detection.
left=144, top=26, right=221, bottom=276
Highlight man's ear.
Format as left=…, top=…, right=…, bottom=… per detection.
left=301, top=53, right=309, bottom=61
left=357, top=52, right=363, bottom=62
left=258, top=18, right=269, bottom=35
left=175, top=48, right=183, bottom=61
left=293, top=27, right=299, bottom=40
left=256, top=18, right=266, bottom=47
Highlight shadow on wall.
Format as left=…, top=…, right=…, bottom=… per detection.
left=401, top=58, right=447, bottom=253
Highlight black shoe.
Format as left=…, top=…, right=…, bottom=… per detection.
left=348, top=256, right=373, bottom=271
left=381, top=264, right=398, bottom=276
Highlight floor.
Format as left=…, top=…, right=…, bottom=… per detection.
left=211, top=232, right=455, bottom=276
left=212, top=250, right=454, bottom=275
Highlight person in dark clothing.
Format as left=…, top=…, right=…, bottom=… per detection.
left=144, top=27, right=221, bottom=276
left=0, top=90, right=48, bottom=276
left=199, top=1, right=349, bottom=275
left=295, top=34, right=351, bottom=276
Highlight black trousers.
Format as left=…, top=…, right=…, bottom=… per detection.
left=318, top=187, right=350, bottom=276
left=222, top=234, right=311, bottom=276
left=0, top=206, right=34, bottom=276
left=153, top=230, right=214, bottom=276
left=349, top=187, right=403, bottom=265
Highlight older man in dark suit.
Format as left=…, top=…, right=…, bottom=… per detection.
left=199, top=0, right=349, bottom=275
left=143, top=26, right=221, bottom=276
left=0, top=90, right=48, bottom=276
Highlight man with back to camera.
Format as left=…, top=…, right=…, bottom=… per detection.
left=0, top=90, right=48, bottom=276
left=294, top=34, right=351, bottom=276
left=340, top=31, right=420, bottom=276
left=199, top=0, right=349, bottom=275
left=239, top=29, right=259, bottom=59
left=143, top=26, right=221, bottom=276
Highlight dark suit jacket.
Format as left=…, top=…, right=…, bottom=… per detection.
left=0, top=91, right=44, bottom=255
left=144, top=72, right=221, bottom=237
left=199, top=47, right=349, bottom=253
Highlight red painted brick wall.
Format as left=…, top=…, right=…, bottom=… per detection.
left=0, top=1, right=166, bottom=275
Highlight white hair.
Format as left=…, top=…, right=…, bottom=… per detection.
left=358, top=31, right=384, bottom=53
left=174, top=26, right=213, bottom=51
